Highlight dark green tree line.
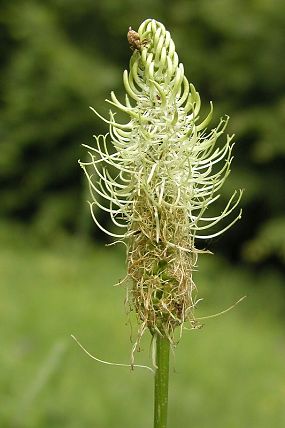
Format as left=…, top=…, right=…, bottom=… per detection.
left=1, top=0, right=284, bottom=265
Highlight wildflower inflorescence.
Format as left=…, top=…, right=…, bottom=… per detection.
left=79, top=19, right=242, bottom=349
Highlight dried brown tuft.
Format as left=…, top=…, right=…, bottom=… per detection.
left=127, top=190, right=201, bottom=346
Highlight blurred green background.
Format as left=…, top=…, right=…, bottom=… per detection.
left=1, top=1, right=285, bottom=427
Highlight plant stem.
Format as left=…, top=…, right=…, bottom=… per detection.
left=154, top=334, right=170, bottom=428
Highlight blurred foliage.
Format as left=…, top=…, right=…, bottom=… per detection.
left=1, top=226, right=285, bottom=427
left=1, top=0, right=285, bottom=266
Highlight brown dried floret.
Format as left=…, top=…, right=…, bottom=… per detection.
left=127, top=191, right=200, bottom=348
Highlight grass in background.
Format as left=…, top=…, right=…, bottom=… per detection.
left=1, top=222, right=285, bottom=428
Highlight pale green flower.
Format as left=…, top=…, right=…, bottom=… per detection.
left=79, top=19, right=242, bottom=348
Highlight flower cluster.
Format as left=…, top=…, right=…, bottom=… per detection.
left=79, top=19, right=242, bottom=347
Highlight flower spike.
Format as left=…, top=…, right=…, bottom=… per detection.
left=79, top=19, right=242, bottom=346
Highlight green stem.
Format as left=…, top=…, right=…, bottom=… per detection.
left=154, top=334, right=170, bottom=428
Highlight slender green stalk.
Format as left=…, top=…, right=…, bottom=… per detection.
left=154, top=334, right=170, bottom=428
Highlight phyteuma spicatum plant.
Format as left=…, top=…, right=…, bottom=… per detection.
left=79, top=18, right=242, bottom=355
left=79, top=18, right=243, bottom=428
